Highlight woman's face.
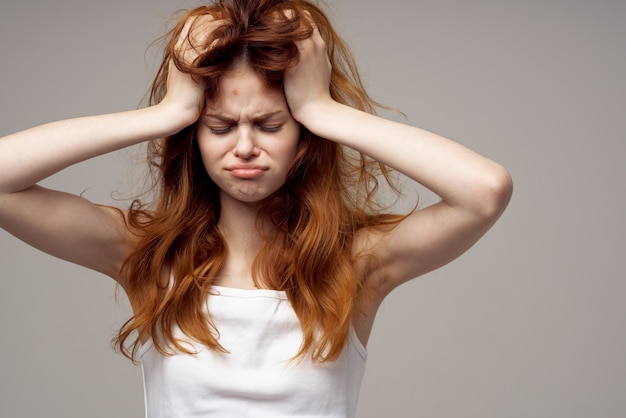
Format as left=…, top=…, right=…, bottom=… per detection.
left=197, top=68, right=300, bottom=207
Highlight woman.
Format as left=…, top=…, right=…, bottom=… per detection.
left=0, top=0, right=512, bottom=416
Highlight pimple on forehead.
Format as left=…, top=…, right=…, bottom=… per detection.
left=231, top=88, right=239, bottom=96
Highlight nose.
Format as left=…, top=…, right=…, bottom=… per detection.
left=232, top=126, right=259, bottom=159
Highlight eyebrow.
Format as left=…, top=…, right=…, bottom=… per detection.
left=204, top=110, right=285, bottom=123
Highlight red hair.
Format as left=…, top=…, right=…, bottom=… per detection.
left=115, top=0, right=405, bottom=362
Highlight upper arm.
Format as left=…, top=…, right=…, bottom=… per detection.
left=0, top=185, right=135, bottom=280
left=359, top=173, right=513, bottom=299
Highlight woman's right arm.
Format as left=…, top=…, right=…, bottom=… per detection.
left=0, top=61, right=204, bottom=279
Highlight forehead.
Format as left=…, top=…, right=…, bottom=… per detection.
left=208, top=68, right=284, bottom=107
left=205, top=71, right=289, bottom=121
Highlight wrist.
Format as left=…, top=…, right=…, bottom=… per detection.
left=154, top=99, right=202, bottom=136
left=291, top=98, right=340, bottom=134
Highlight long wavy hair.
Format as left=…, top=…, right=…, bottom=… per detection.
left=115, top=0, right=405, bottom=363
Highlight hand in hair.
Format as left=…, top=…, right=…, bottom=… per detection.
left=174, top=12, right=221, bottom=67
left=284, top=24, right=333, bottom=125
left=161, top=13, right=222, bottom=129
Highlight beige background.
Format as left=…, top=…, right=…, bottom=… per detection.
left=1, top=0, right=625, bottom=416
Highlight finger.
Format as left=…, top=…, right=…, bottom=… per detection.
left=302, top=10, right=316, bottom=29
left=174, top=13, right=220, bottom=65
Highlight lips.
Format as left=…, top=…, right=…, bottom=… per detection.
left=226, top=164, right=268, bottom=179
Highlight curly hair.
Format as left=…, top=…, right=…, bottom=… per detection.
left=115, top=0, right=405, bottom=363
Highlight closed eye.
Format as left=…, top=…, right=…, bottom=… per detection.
left=209, top=125, right=235, bottom=135
left=258, top=124, right=283, bottom=133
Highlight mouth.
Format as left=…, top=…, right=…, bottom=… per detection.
left=226, top=164, right=268, bottom=179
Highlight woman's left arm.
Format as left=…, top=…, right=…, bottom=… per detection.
left=285, top=29, right=513, bottom=297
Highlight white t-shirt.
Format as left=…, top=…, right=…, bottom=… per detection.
left=139, top=285, right=367, bottom=417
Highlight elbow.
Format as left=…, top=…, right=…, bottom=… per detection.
left=473, top=164, right=513, bottom=221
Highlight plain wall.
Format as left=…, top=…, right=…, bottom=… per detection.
left=1, top=0, right=624, bottom=417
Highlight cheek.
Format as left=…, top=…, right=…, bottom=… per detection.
left=285, top=123, right=301, bottom=155
left=197, top=128, right=229, bottom=159
left=196, top=133, right=223, bottom=178
left=280, top=131, right=301, bottom=164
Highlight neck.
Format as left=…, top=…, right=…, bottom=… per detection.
left=218, top=193, right=264, bottom=247
left=215, top=193, right=271, bottom=289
